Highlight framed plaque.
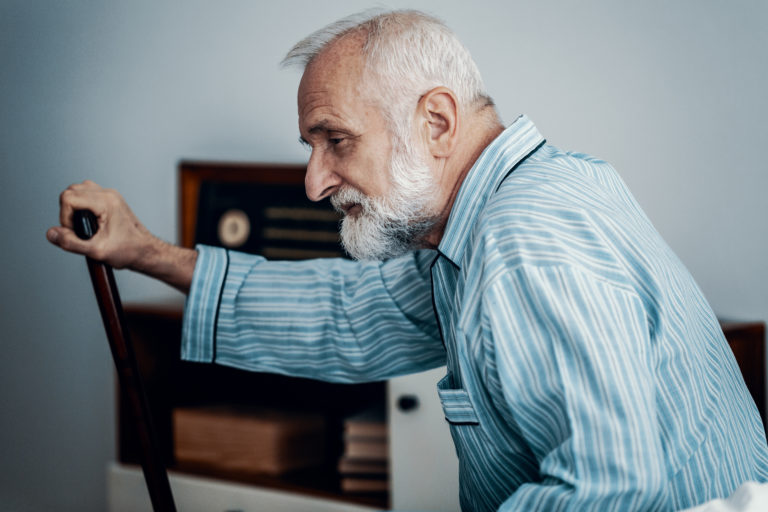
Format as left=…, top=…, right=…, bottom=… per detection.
left=179, top=161, right=345, bottom=259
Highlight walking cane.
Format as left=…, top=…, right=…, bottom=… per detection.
left=73, top=210, right=177, bottom=512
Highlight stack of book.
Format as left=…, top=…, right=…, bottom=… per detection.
left=338, top=406, right=389, bottom=494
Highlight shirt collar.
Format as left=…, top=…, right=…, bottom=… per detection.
left=436, top=114, right=545, bottom=267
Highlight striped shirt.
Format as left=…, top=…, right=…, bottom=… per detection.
left=182, top=115, right=768, bottom=511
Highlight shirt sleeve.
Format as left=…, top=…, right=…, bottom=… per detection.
left=182, top=244, right=445, bottom=383
left=485, top=263, right=669, bottom=511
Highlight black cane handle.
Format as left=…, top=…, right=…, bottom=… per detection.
left=73, top=209, right=99, bottom=241
left=73, top=209, right=176, bottom=512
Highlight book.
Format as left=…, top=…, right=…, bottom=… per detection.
left=173, top=405, right=326, bottom=475
left=338, top=455, right=388, bottom=476
left=338, top=406, right=389, bottom=495
left=343, top=437, right=388, bottom=460
left=343, top=405, right=387, bottom=439
left=340, top=476, right=389, bottom=493
left=341, top=405, right=388, bottom=461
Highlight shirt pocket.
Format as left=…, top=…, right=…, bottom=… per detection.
left=437, top=373, right=480, bottom=425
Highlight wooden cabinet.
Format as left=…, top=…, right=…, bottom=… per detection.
left=113, top=302, right=394, bottom=511
left=109, top=359, right=460, bottom=512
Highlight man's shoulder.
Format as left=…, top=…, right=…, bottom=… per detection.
left=479, top=146, right=593, bottom=217
left=468, top=144, right=634, bottom=272
left=480, top=143, right=627, bottom=218
left=506, top=143, right=613, bottom=186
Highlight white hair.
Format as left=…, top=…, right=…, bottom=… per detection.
left=282, top=9, right=492, bottom=138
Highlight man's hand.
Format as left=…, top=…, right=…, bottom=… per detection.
left=47, top=180, right=155, bottom=268
left=47, top=180, right=197, bottom=293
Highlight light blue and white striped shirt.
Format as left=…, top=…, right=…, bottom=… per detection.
left=182, top=115, right=768, bottom=511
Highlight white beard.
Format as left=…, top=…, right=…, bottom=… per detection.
left=331, top=141, right=439, bottom=261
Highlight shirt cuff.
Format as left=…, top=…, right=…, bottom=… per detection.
left=181, top=244, right=229, bottom=363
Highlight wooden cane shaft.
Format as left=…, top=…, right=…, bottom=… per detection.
left=85, top=258, right=176, bottom=512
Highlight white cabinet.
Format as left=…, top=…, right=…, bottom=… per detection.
left=389, top=367, right=460, bottom=511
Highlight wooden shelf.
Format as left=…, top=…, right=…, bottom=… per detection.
left=171, top=462, right=387, bottom=508
left=120, top=303, right=389, bottom=510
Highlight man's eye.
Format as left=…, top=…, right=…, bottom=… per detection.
left=329, top=137, right=344, bottom=146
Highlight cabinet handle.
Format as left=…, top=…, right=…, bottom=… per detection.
left=397, top=394, right=420, bottom=412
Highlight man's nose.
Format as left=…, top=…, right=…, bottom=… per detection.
left=305, top=151, right=341, bottom=202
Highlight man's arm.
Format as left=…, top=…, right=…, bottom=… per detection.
left=46, top=180, right=196, bottom=293
left=48, top=181, right=446, bottom=383
left=182, top=246, right=445, bottom=383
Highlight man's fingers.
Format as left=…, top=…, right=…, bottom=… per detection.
left=50, top=181, right=141, bottom=266
left=59, top=189, right=75, bottom=228
left=46, top=226, right=92, bottom=256
left=58, top=181, right=106, bottom=228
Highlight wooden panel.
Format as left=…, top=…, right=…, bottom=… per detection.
left=722, top=321, right=766, bottom=428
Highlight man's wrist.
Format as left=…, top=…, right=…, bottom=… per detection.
left=132, top=236, right=197, bottom=293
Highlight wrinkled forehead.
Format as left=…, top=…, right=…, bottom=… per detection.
left=297, top=32, right=376, bottom=105
left=296, top=35, right=389, bottom=137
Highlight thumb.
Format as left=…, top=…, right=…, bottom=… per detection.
left=46, top=226, right=93, bottom=256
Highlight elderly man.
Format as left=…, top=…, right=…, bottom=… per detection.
left=48, top=9, right=767, bottom=512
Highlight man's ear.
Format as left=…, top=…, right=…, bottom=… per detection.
left=417, top=87, right=459, bottom=158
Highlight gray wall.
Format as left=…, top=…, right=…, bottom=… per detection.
left=1, top=1, right=766, bottom=510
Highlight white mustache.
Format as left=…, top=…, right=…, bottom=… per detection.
left=331, top=186, right=371, bottom=214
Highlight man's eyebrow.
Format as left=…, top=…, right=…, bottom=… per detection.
left=308, top=120, right=331, bottom=134
left=299, top=120, right=354, bottom=147
left=298, top=120, right=330, bottom=147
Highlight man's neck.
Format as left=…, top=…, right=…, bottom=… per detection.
left=423, top=108, right=504, bottom=248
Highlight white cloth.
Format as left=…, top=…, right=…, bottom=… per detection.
left=680, top=482, right=768, bottom=511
